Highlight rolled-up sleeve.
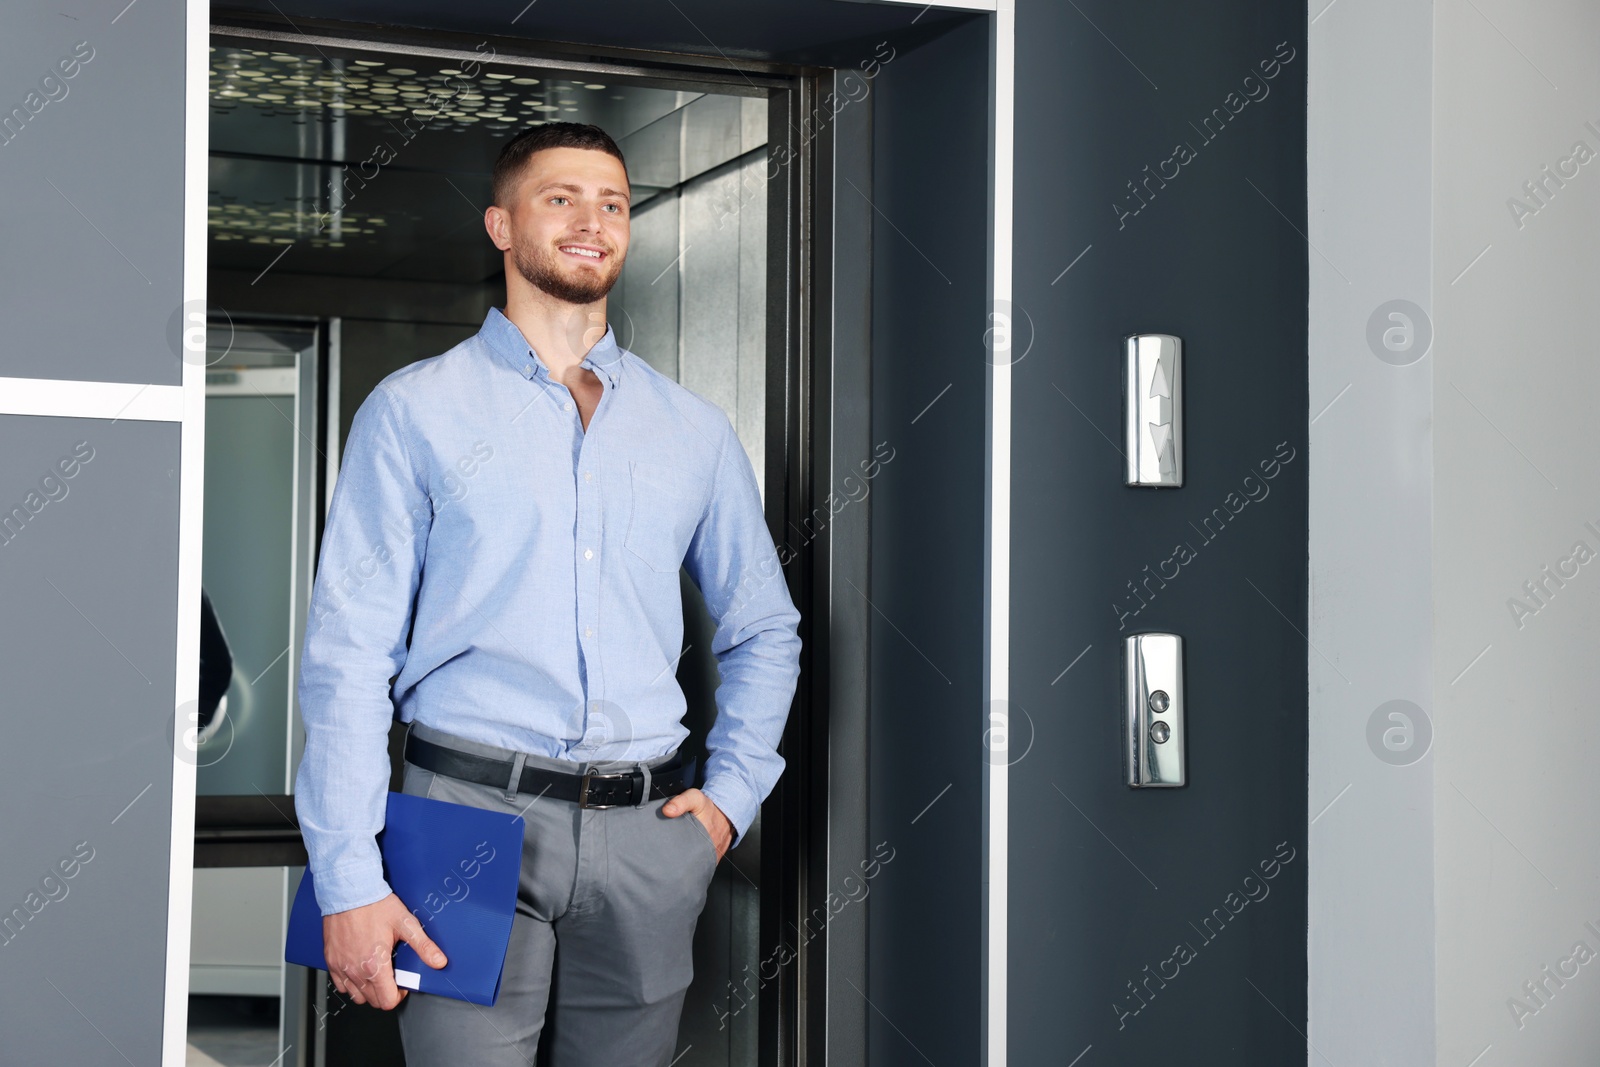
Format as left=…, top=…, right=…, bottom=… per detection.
left=683, top=416, right=803, bottom=847
left=294, top=385, right=432, bottom=915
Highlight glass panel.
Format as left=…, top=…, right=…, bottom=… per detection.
left=196, top=330, right=314, bottom=796
left=189, top=329, right=312, bottom=1065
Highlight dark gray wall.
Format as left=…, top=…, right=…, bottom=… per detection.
left=0, top=416, right=180, bottom=1065
left=1, top=3, right=187, bottom=385
left=1008, top=1, right=1308, bottom=1063
left=868, top=15, right=990, bottom=1066
left=0, top=1, right=189, bottom=1063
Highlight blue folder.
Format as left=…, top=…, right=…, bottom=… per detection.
left=285, top=790, right=524, bottom=1006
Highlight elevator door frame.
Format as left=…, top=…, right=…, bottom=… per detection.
left=201, top=15, right=870, bottom=1067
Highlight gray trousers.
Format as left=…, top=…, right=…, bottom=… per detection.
left=394, top=721, right=718, bottom=1066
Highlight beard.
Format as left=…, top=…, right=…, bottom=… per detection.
left=511, top=234, right=623, bottom=305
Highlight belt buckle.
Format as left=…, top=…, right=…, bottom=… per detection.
left=578, top=769, right=631, bottom=809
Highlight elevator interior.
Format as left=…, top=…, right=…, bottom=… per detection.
left=191, top=31, right=776, bottom=1066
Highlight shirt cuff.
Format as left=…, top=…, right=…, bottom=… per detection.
left=307, top=849, right=393, bottom=916
left=700, top=773, right=762, bottom=849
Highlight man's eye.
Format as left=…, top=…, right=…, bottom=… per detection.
left=550, top=196, right=569, bottom=205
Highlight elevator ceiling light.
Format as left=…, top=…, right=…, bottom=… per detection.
left=206, top=198, right=409, bottom=245
left=205, top=46, right=663, bottom=259
left=209, top=46, right=593, bottom=133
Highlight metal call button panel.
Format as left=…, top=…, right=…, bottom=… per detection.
left=1125, top=633, right=1186, bottom=788
left=1124, top=334, right=1182, bottom=487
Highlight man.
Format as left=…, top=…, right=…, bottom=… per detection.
left=293, top=122, right=803, bottom=1066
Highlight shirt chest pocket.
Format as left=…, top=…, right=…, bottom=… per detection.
left=624, top=460, right=709, bottom=573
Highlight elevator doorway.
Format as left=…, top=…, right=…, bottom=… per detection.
left=191, top=25, right=811, bottom=1067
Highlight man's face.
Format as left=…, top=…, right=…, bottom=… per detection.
left=493, top=146, right=630, bottom=306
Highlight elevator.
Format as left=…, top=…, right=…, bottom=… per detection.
left=185, top=16, right=876, bottom=1066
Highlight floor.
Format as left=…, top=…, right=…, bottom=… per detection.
left=187, top=995, right=283, bottom=1067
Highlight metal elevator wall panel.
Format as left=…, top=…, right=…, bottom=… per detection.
left=681, top=156, right=758, bottom=474
left=731, top=149, right=767, bottom=476
left=680, top=168, right=743, bottom=427
left=1008, top=0, right=1309, bottom=1062
left=614, top=190, right=683, bottom=377
left=0, top=414, right=181, bottom=1065
left=612, top=95, right=770, bottom=492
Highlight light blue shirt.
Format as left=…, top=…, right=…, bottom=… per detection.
left=293, top=307, right=802, bottom=915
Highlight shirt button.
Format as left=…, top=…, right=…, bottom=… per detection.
left=583, top=548, right=593, bottom=560
left=563, top=401, right=573, bottom=412
left=583, top=471, right=592, bottom=482
left=585, top=627, right=594, bottom=637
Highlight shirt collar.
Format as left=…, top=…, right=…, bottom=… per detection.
left=481, top=306, right=624, bottom=389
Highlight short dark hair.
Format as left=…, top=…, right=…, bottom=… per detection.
left=491, top=122, right=628, bottom=208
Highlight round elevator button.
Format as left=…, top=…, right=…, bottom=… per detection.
left=1149, top=690, right=1170, bottom=714
left=1151, top=721, right=1171, bottom=744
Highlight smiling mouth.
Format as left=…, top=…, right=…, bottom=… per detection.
left=559, top=245, right=606, bottom=262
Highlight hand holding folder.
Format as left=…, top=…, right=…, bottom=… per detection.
left=315, top=891, right=447, bottom=1010
left=286, top=790, right=524, bottom=1007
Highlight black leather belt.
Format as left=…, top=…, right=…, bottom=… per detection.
left=404, top=732, right=696, bottom=809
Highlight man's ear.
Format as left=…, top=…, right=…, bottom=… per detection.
left=484, top=205, right=512, bottom=252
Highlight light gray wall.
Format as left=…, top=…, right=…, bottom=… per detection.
left=1311, top=1, right=1600, bottom=1064
left=1432, top=0, right=1600, bottom=1062
left=1307, top=1, right=1437, bottom=1063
